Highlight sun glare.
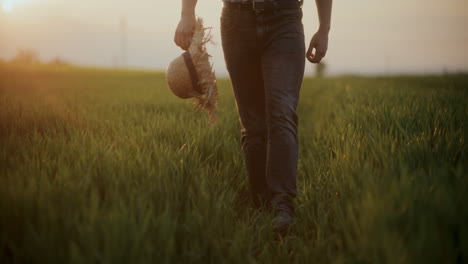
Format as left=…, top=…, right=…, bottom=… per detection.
left=2, top=0, right=14, bottom=13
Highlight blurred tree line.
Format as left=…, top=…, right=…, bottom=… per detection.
left=5, top=49, right=68, bottom=66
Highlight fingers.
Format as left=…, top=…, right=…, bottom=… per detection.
left=174, top=26, right=193, bottom=50
left=183, top=30, right=193, bottom=50
left=184, top=38, right=189, bottom=50
left=306, top=46, right=326, bottom=63
left=306, top=43, right=315, bottom=63
left=174, top=30, right=179, bottom=47
left=174, top=29, right=183, bottom=49
left=178, top=32, right=193, bottom=50
left=312, top=50, right=325, bottom=63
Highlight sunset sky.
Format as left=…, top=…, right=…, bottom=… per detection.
left=0, top=0, right=467, bottom=76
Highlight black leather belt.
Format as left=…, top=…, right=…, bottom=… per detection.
left=223, top=0, right=303, bottom=12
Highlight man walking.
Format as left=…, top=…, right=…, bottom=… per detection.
left=174, top=0, right=332, bottom=236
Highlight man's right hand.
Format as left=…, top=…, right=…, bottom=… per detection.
left=174, top=15, right=196, bottom=50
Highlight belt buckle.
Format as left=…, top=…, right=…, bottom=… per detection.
left=252, top=0, right=265, bottom=12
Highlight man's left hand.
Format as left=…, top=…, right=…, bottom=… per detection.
left=306, top=31, right=329, bottom=63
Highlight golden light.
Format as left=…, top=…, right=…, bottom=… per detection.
left=2, top=0, right=14, bottom=13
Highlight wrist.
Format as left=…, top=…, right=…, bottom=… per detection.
left=318, top=25, right=330, bottom=34
left=181, top=11, right=195, bottom=19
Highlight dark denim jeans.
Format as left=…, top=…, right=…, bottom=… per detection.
left=220, top=5, right=305, bottom=210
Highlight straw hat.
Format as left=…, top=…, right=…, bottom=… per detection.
left=166, top=18, right=218, bottom=123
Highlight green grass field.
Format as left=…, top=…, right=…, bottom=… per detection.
left=1, top=63, right=467, bottom=263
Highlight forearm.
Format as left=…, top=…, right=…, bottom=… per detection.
left=315, top=0, right=332, bottom=33
left=181, top=0, right=197, bottom=18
